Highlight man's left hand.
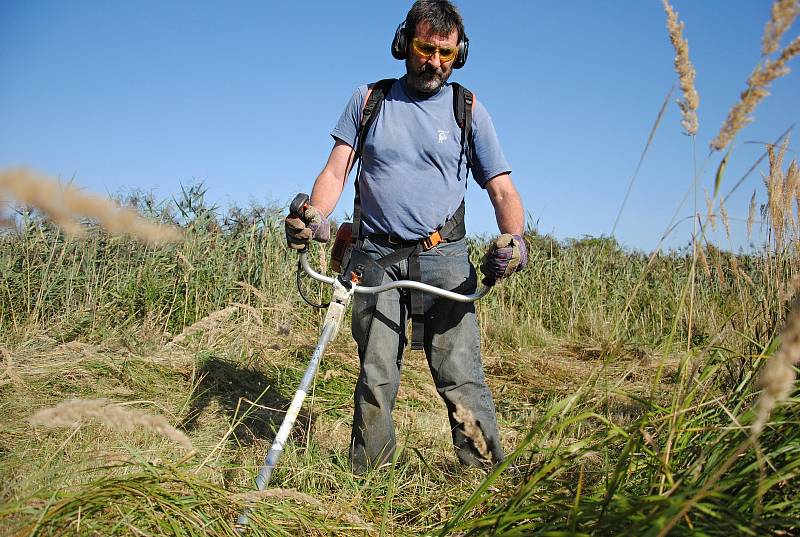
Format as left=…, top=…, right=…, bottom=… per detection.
left=480, top=233, right=527, bottom=281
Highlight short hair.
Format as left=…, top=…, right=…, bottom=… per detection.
left=404, top=0, right=465, bottom=42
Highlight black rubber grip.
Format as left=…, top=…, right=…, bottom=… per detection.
left=290, top=193, right=310, bottom=218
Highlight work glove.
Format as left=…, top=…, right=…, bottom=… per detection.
left=480, top=233, right=528, bottom=281
left=285, top=205, right=330, bottom=250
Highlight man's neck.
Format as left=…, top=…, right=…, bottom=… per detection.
left=401, top=75, right=445, bottom=100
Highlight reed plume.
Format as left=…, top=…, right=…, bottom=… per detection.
left=0, top=167, right=181, bottom=244
left=747, top=190, right=758, bottom=240
left=711, top=33, right=800, bottom=151
left=752, top=296, right=800, bottom=436
left=719, top=197, right=732, bottom=241
left=705, top=190, right=717, bottom=231
left=30, top=398, right=193, bottom=450
left=453, top=404, right=491, bottom=461
left=765, top=138, right=791, bottom=249
left=762, top=0, right=800, bottom=56
left=662, top=0, right=699, bottom=135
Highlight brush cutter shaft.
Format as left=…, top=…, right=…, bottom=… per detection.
left=299, top=251, right=491, bottom=302
left=256, top=319, right=336, bottom=489
left=236, top=282, right=351, bottom=531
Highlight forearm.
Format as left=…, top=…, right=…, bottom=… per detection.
left=486, top=174, right=524, bottom=235
left=308, top=140, right=356, bottom=216
left=310, top=169, right=345, bottom=216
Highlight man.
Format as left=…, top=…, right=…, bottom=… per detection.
left=285, top=0, right=527, bottom=473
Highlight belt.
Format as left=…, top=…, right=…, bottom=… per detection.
left=367, top=230, right=448, bottom=250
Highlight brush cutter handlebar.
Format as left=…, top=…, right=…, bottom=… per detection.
left=298, top=251, right=492, bottom=302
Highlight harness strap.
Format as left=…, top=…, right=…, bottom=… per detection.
left=373, top=198, right=466, bottom=350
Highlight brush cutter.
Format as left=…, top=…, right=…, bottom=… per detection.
left=235, top=194, right=492, bottom=532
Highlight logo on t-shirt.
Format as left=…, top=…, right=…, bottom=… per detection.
left=437, top=129, right=449, bottom=144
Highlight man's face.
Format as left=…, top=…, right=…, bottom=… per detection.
left=405, top=21, right=459, bottom=95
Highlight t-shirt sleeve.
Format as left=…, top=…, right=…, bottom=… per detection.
left=470, top=99, right=512, bottom=188
left=330, top=86, right=369, bottom=148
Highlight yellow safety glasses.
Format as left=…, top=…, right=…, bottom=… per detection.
left=411, top=38, right=458, bottom=62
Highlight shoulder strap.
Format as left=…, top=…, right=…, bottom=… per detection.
left=352, top=78, right=396, bottom=244
left=451, top=83, right=475, bottom=175
left=451, top=83, right=473, bottom=140
left=355, top=78, right=397, bottom=160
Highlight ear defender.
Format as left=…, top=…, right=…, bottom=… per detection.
left=453, top=35, right=468, bottom=69
left=391, top=21, right=408, bottom=60
left=391, top=20, right=470, bottom=69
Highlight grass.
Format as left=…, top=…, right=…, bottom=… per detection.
left=1, top=191, right=797, bottom=535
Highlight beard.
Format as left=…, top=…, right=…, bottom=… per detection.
left=405, top=59, right=452, bottom=95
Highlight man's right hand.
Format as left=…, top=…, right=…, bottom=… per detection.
left=285, top=205, right=330, bottom=250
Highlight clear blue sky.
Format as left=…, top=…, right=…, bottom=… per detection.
left=1, top=1, right=798, bottom=251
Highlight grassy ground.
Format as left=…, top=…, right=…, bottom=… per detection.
left=0, top=202, right=798, bottom=535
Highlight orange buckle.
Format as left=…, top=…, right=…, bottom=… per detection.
left=422, top=230, right=443, bottom=251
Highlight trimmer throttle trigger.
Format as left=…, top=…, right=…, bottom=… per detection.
left=290, top=193, right=310, bottom=219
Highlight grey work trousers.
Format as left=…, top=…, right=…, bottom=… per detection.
left=349, top=236, right=504, bottom=473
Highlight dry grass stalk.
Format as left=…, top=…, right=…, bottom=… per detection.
left=696, top=243, right=712, bottom=278
left=453, top=404, right=492, bottom=461
left=747, top=190, right=758, bottom=240
left=787, top=160, right=800, bottom=239
left=232, top=488, right=375, bottom=533
left=781, top=274, right=800, bottom=303
left=711, top=35, right=800, bottom=151
left=739, top=265, right=756, bottom=288
left=762, top=0, right=800, bottom=56
left=1, top=347, right=23, bottom=387
left=318, top=245, right=328, bottom=275
left=231, top=302, right=263, bottom=326
left=0, top=167, right=182, bottom=244
left=237, top=281, right=270, bottom=304
left=752, top=296, right=800, bottom=436
left=176, top=250, right=194, bottom=271
left=728, top=253, right=741, bottom=286
left=29, top=398, right=193, bottom=450
left=662, top=0, right=699, bottom=135
left=170, top=305, right=239, bottom=345
left=712, top=248, right=726, bottom=285
left=231, top=487, right=321, bottom=505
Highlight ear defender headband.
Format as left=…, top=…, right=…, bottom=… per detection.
left=391, top=20, right=469, bottom=69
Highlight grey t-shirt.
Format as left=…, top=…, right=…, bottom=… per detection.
left=331, top=76, right=511, bottom=240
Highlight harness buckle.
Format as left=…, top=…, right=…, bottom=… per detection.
left=422, top=230, right=443, bottom=251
